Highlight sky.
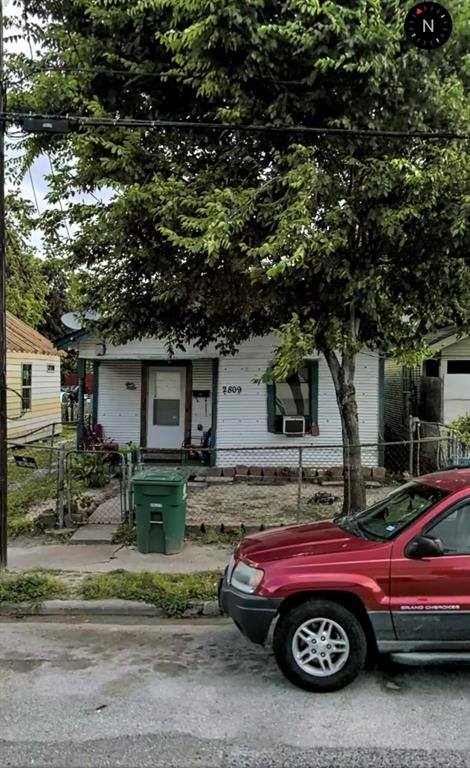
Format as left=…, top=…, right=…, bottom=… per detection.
left=4, top=0, right=110, bottom=254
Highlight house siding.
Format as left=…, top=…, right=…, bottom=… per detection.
left=79, top=336, right=219, bottom=360
left=97, top=361, right=142, bottom=444
left=96, top=359, right=213, bottom=445
left=190, top=359, right=212, bottom=442
left=83, top=335, right=380, bottom=466
left=440, top=337, right=470, bottom=360
left=215, top=343, right=379, bottom=467
left=384, top=360, right=406, bottom=440
left=7, top=353, right=62, bottom=442
left=440, top=337, right=470, bottom=423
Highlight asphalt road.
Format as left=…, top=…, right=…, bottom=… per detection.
left=1, top=618, right=470, bottom=767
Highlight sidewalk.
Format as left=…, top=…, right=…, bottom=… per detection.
left=7, top=541, right=232, bottom=574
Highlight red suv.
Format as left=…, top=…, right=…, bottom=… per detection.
left=219, top=467, right=470, bottom=692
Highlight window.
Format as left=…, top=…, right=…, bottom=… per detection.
left=267, top=361, right=318, bottom=433
left=447, top=360, right=470, bottom=374
left=336, top=481, right=449, bottom=542
left=21, top=364, right=32, bottom=411
left=426, top=502, right=470, bottom=554
left=152, top=371, right=181, bottom=426
left=47, top=364, right=55, bottom=373
left=424, top=359, right=440, bottom=377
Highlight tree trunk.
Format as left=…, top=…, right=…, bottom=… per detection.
left=323, top=349, right=367, bottom=515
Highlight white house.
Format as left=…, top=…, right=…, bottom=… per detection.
left=7, top=312, right=62, bottom=443
left=57, top=330, right=385, bottom=468
left=385, top=328, right=470, bottom=440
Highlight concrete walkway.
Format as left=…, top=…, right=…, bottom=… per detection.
left=7, top=541, right=231, bottom=574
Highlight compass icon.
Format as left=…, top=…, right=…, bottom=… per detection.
left=404, top=3, right=452, bottom=49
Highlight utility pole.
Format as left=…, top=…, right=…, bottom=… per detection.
left=0, top=0, right=6, bottom=569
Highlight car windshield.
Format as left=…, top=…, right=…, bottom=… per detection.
left=335, top=482, right=449, bottom=542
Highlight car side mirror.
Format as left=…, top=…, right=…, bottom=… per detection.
left=405, top=535, right=445, bottom=559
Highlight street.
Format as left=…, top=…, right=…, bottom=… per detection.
left=1, top=619, right=470, bottom=767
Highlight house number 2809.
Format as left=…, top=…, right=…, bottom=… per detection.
left=222, top=386, right=242, bottom=394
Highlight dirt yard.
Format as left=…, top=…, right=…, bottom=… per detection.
left=186, top=480, right=397, bottom=527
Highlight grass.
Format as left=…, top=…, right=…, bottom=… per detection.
left=198, top=526, right=244, bottom=545
left=8, top=473, right=58, bottom=537
left=0, top=570, right=68, bottom=604
left=81, top=570, right=221, bottom=617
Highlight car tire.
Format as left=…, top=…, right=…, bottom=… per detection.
left=273, top=599, right=367, bottom=693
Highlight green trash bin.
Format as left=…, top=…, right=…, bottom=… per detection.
left=132, top=468, right=188, bottom=554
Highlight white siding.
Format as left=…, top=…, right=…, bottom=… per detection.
left=97, top=361, right=142, bottom=444
left=96, top=359, right=213, bottom=446
left=191, top=360, right=212, bottom=442
left=440, top=337, right=470, bottom=423
left=79, top=335, right=219, bottom=360
left=215, top=341, right=379, bottom=467
left=7, top=354, right=62, bottom=443
left=441, top=337, right=470, bottom=360
left=88, top=337, right=380, bottom=465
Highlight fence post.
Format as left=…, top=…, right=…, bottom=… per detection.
left=48, top=422, right=56, bottom=470
left=416, top=420, right=421, bottom=476
left=408, top=416, right=414, bottom=476
left=57, top=445, right=65, bottom=528
left=296, top=446, right=303, bottom=523
left=127, top=449, right=133, bottom=527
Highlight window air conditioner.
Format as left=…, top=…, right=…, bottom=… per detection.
left=282, top=416, right=305, bottom=436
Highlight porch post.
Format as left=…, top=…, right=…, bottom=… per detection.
left=77, top=357, right=86, bottom=449
left=210, top=359, right=219, bottom=467
left=92, top=360, right=99, bottom=427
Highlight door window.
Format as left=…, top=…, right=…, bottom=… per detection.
left=152, top=371, right=181, bottom=426
left=426, top=502, right=470, bottom=554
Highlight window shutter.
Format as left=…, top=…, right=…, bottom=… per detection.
left=266, top=372, right=276, bottom=433
left=307, top=360, right=319, bottom=426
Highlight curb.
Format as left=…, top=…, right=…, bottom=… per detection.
left=0, top=598, right=221, bottom=618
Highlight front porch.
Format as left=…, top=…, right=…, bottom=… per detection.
left=76, top=357, right=218, bottom=461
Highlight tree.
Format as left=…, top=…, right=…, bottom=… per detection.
left=5, top=194, right=47, bottom=328
left=10, top=0, right=470, bottom=511
left=37, top=256, right=74, bottom=340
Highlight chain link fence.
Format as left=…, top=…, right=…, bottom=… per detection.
left=6, top=431, right=467, bottom=535
left=6, top=440, right=62, bottom=535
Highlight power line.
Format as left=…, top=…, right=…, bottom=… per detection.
left=4, top=112, right=469, bottom=141
left=7, top=62, right=470, bottom=91
left=47, top=152, right=72, bottom=241
left=28, top=166, right=40, bottom=214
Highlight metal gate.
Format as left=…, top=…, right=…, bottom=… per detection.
left=64, top=450, right=131, bottom=526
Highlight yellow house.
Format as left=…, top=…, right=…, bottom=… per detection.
left=6, top=312, right=62, bottom=443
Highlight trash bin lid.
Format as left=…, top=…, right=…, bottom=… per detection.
left=131, top=468, right=188, bottom=486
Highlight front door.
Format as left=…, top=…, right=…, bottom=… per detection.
left=390, top=498, right=470, bottom=643
left=147, top=368, right=186, bottom=449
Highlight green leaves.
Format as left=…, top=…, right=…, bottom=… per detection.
left=8, top=0, right=470, bottom=364
left=5, top=195, right=48, bottom=329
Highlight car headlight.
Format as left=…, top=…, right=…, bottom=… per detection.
left=230, top=561, right=264, bottom=594
left=226, top=554, right=236, bottom=584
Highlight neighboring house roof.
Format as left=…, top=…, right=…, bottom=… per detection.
left=426, top=327, right=458, bottom=346
left=6, top=311, right=59, bottom=356
left=54, top=328, right=91, bottom=350
left=427, top=326, right=465, bottom=354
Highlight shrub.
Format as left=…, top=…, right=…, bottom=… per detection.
left=449, top=414, right=470, bottom=450
left=111, top=523, right=137, bottom=546
left=69, top=453, right=109, bottom=488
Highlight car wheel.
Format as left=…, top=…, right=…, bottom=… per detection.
left=273, top=599, right=367, bottom=693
